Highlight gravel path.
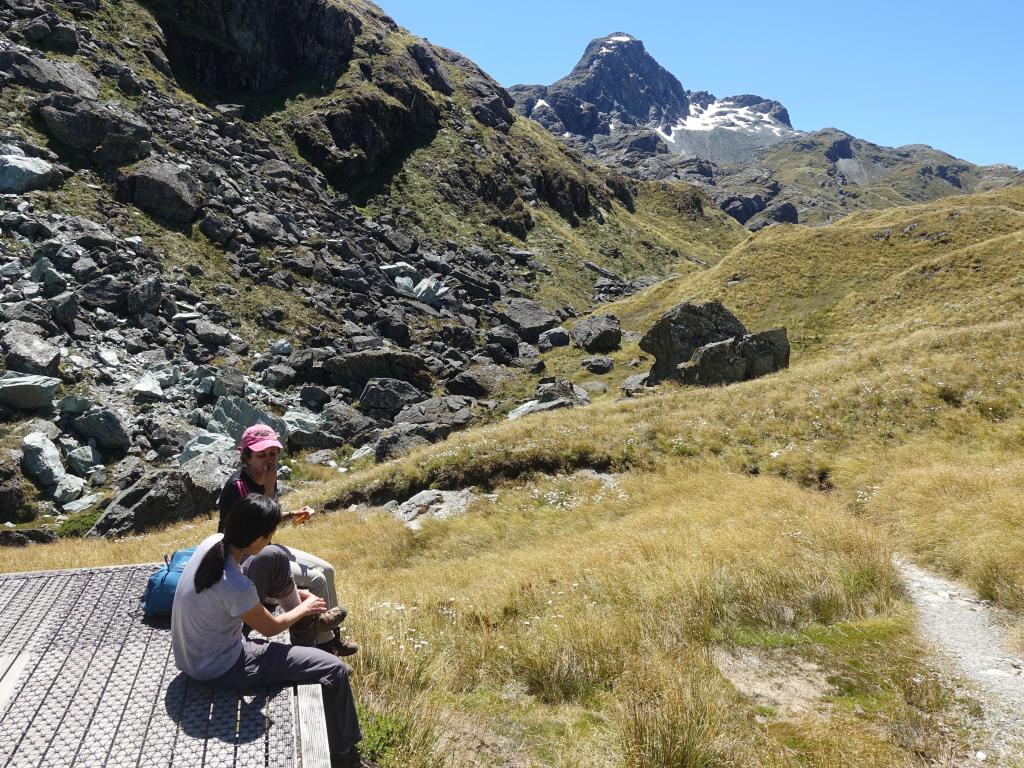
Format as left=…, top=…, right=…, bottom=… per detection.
left=898, top=559, right=1024, bottom=760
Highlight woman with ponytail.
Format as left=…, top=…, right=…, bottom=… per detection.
left=171, top=494, right=363, bottom=767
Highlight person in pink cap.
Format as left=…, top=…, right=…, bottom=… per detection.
left=217, top=423, right=357, bottom=657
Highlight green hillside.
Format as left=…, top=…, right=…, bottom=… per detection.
left=13, top=187, right=1024, bottom=766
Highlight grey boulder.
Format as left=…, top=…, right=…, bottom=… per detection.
left=572, top=314, right=622, bottom=353
left=508, top=378, right=590, bottom=420
left=284, top=403, right=375, bottom=450
left=0, top=372, right=61, bottom=410
left=325, top=349, right=431, bottom=393
left=178, top=449, right=238, bottom=506
left=393, top=396, right=476, bottom=440
left=2, top=327, right=60, bottom=376
left=0, top=43, right=99, bottom=98
left=395, top=488, right=476, bottom=531
left=497, top=298, right=558, bottom=343
left=66, top=444, right=103, bottom=477
left=53, top=473, right=86, bottom=505
left=0, top=153, right=56, bottom=193
left=639, top=301, right=748, bottom=384
left=582, top=356, right=614, bottom=374
left=119, top=159, right=204, bottom=223
left=21, top=431, right=65, bottom=487
left=177, top=430, right=236, bottom=465
left=676, top=329, right=790, bottom=386
left=538, top=327, right=570, bottom=352
left=357, top=378, right=425, bottom=421
left=373, top=422, right=432, bottom=463
left=207, top=396, right=288, bottom=445
left=34, top=94, right=151, bottom=164
left=132, top=373, right=164, bottom=401
left=444, top=365, right=509, bottom=397
left=72, top=407, right=132, bottom=451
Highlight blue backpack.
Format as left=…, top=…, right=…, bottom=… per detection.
left=143, top=547, right=197, bottom=618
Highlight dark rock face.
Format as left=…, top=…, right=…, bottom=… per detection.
left=145, top=0, right=360, bottom=93
left=408, top=41, right=453, bottom=96
left=312, top=402, right=376, bottom=448
left=325, top=349, right=431, bottom=393
left=582, top=355, right=614, bottom=374
left=33, top=94, right=151, bottom=165
left=0, top=528, right=58, bottom=546
left=0, top=452, right=29, bottom=523
left=538, top=327, right=570, bottom=352
left=0, top=40, right=99, bottom=98
left=572, top=314, right=621, bottom=353
left=90, top=470, right=213, bottom=538
left=293, top=86, right=440, bottom=192
left=640, top=302, right=789, bottom=386
left=676, top=329, right=790, bottom=386
left=373, top=422, right=431, bottom=462
left=748, top=202, right=799, bottom=232
left=639, top=301, right=748, bottom=384
left=118, top=160, right=205, bottom=223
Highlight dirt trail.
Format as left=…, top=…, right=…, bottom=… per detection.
left=898, top=560, right=1024, bottom=761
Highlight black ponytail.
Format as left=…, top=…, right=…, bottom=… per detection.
left=195, top=494, right=283, bottom=593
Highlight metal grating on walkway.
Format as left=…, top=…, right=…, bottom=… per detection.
left=0, top=566, right=297, bottom=768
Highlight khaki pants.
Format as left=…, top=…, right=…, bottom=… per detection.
left=279, top=546, right=340, bottom=644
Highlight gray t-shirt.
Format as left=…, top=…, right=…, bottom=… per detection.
left=171, top=533, right=260, bottom=681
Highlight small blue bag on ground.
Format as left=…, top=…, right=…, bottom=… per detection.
left=143, top=547, right=197, bottom=618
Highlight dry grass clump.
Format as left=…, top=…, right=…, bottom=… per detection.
left=617, top=652, right=763, bottom=768
left=861, top=447, right=1024, bottom=613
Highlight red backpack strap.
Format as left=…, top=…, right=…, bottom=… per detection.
left=236, top=478, right=249, bottom=498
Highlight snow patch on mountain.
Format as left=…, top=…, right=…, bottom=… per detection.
left=660, top=100, right=800, bottom=141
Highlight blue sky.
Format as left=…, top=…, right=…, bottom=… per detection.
left=378, top=0, right=1023, bottom=169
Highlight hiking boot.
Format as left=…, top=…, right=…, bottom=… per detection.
left=290, top=606, right=345, bottom=646
left=318, top=634, right=359, bottom=657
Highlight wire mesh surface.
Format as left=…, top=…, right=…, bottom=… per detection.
left=0, top=566, right=296, bottom=768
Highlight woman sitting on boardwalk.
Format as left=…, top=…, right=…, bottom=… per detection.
left=171, top=494, right=363, bottom=767
left=218, top=423, right=357, bottom=656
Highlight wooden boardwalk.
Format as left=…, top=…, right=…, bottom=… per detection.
left=0, top=565, right=325, bottom=768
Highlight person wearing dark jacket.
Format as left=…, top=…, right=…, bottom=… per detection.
left=217, top=423, right=356, bottom=656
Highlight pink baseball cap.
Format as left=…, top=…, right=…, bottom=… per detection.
left=240, top=423, right=284, bottom=453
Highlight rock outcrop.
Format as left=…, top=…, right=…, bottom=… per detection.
left=640, top=301, right=789, bottom=386
left=90, top=470, right=213, bottom=538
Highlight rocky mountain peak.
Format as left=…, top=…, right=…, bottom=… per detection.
left=509, top=33, right=797, bottom=165
left=508, top=32, right=689, bottom=138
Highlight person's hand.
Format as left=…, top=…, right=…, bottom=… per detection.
left=300, top=592, right=326, bottom=617
left=291, top=506, right=314, bottom=525
left=297, top=589, right=313, bottom=601
left=263, top=461, right=278, bottom=494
